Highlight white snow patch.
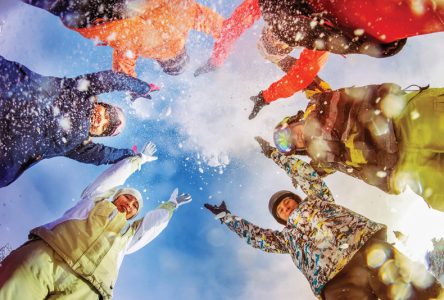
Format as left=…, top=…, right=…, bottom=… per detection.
left=59, top=116, right=72, bottom=132
left=125, top=50, right=135, bottom=59
left=77, top=79, right=90, bottom=92
left=130, top=98, right=153, bottom=119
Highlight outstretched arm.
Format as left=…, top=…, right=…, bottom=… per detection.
left=112, top=48, right=138, bottom=78
left=193, top=3, right=224, bottom=39
left=205, top=202, right=289, bottom=253
left=270, top=149, right=334, bottom=203
left=72, top=69, right=153, bottom=96
left=126, top=190, right=192, bottom=254
left=255, top=137, right=334, bottom=202
left=194, top=0, right=261, bottom=76
left=261, top=50, right=329, bottom=103
left=77, top=142, right=157, bottom=200
left=65, top=141, right=134, bottom=166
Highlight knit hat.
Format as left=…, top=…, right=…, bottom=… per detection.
left=113, top=188, right=143, bottom=219
left=268, top=190, right=300, bottom=225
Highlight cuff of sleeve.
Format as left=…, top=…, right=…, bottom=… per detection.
left=159, top=201, right=177, bottom=212
left=270, top=149, right=281, bottom=160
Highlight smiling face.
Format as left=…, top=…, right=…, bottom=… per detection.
left=89, top=104, right=110, bottom=136
left=112, top=194, right=140, bottom=220
left=276, top=196, right=299, bottom=223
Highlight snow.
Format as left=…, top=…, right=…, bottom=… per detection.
left=1, top=1, right=444, bottom=299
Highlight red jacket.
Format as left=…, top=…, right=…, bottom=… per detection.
left=209, top=0, right=443, bottom=103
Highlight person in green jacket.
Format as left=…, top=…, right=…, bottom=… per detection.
left=0, top=142, right=192, bottom=299
left=271, top=81, right=444, bottom=211
left=205, top=138, right=442, bottom=299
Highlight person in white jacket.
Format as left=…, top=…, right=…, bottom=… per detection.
left=0, top=142, right=191, bottom=299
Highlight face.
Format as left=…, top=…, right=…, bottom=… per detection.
left=290, top=122, right=306, bottom=149
left=277, top=197, right=299, bottom=223
left=113, top=194, right=139, bottom=220
left=89, top=104, right=109, bottom=136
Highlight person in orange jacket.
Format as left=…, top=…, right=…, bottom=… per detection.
left=194, top=0, right=444, bottom=119
left=67, top=0, right=224, bottom=77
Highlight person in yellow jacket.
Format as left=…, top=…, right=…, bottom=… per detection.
left=0, top=142, right=192, bottom=299
left=271, top=80, right=444, bottom=212
left=69, top=0, right=224, bottom=77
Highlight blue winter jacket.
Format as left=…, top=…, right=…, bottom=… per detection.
left=0, top=55, right=151, bottom=187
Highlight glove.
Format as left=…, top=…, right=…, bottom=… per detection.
left=129, top=83, right=160, bottom=101
left=194, top=60, right=217, bottom=77
left=255, top=136, right=274, bottom=158
left=249, top=91, right=269, bottom=120
left=139, top=142, right=158, bottom=163
left=204, top=201, right=231, bottom=222
left=168, top=188, right=192, bottom=207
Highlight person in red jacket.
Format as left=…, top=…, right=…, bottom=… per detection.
left=195, top=0, right=444, bottom=119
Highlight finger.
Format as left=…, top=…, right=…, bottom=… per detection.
left=203, top=203, right=213, bottom=210
left=254, top=136, right=263, bottom=143
left=145, top=142, right=156, bottom=154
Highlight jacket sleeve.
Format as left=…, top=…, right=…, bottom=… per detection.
left=262, top=50, right=329, bottom=103
left=193, top=3, right=224, bottom=39
left=125, top=202, right=177, bottom=254
left=79, top=154, right=144, bottom=200
left=112, top=48, right=138, bottom=77
left=219, top=213, right=289, bottom=254
left=65, top=142, right=134, bottom=166
left=73, top=69, right=148, bottom=95
left=209, top=0, right=261, bottom=67
left=270, top=149, right=334, bottom=203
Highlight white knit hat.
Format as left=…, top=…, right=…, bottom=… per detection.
left=113, top=188, right=143, bottom=217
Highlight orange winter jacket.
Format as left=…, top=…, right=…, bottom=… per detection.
left=72, top=0, right=224, bottom=77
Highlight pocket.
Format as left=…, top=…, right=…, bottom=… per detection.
left=434, top=96, right=444, bottom=112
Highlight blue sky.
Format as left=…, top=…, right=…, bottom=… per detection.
left=1, top=1, right=444, bottom=299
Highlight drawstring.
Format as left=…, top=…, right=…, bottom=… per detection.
left=403, top=84, right=429, bottom=92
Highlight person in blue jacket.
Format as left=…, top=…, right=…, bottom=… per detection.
left=21, top=0, right=145, bottom=28
left=0, top=55, right=157, bottom=188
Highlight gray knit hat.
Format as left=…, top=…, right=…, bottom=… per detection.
left=268, top=190, right=300, bottom=225
left=113, top=188, right=143, bottom=219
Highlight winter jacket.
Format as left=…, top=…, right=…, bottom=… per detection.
left=30, top=155, right=177, bottom=299
left=220, top=149, right=385, bottom=296
left=21, top=0, right=139, bottom=28
left=307, top=0, right=444, bottom=43
left=0, top=55, right=152, bottom=187
left=302, top=83, right=402, bottom=193
left=208, top=0, right=406, bottom=103
left=71, top=0, right=224, bottom=77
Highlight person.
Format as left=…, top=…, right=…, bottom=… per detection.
left=268, top=80, right=444, bottom=211
left=204, top=139, right=443, bottom=299
left=0, top=55, right=158, bottom=188
left=194, top=0, right=444, bottom=119
left=0, top=143, right=192, bottom=299
left=59, top=0, right=224, bottom=77
left=21, top=0, right=149, bottom=28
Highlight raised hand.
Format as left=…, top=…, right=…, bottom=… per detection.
left=249, top=91, right=268, bottom=120
left=204, top=201, right=230, bottom=216
left=129, top=83, right=160, bottom=101
left=194, top=60, right=217, bottom=77
left=168, top=188, right=192, bottom=207
left=140, top=142, right=158, bottom=163
left=255, top=136, right=274, bottom=158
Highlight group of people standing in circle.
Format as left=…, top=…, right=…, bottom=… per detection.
left=1, top=0, right=444, bottom=299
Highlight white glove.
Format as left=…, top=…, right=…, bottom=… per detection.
left=140, top=142, right=158, bottom=163
left=168, top=188, right=192, bottom=208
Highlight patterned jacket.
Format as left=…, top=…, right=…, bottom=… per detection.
left=220, top=149, right=385, bottom=296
